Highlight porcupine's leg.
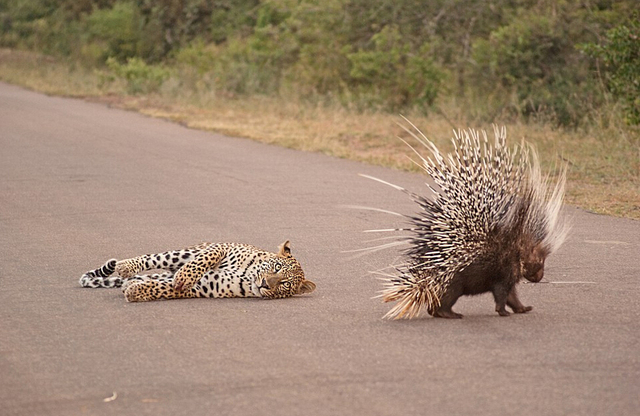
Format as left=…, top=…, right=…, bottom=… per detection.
left=506, top=287, right=533, bottom=313
left=432, top=286, right=464, bottom=319
left=492, top=284, right=513, bottom=316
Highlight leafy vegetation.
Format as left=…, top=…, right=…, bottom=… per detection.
left=105, top=56, right=170, bottom=93
left=1, top=0, right=637, bottom=126
left=582, top=15, right=640, bottom=125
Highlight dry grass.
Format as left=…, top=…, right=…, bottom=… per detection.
left=0, top=49, right=113, bottom=96
left=1, top=48, right=638, bottom=219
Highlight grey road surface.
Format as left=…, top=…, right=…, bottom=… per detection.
left=1, top=82, right=638, bottom=416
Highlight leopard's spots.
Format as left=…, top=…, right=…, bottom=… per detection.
left=80, top=241, right=315, bottom=302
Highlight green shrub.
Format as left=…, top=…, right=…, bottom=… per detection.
left=85, top=1, right=143, bottom=62
left=210, top=20, right=298, bottom=95
left=581, top=17, right=640, bottom=125
left=470, top=11, right=596, bottom=126
left=0, top=1, right=81, bottom=56
left=174, top=40, right=217, bottom=75
left=277, top=0, right=349, bottom=97
left=136, top=0, right=246, bottom=58
left=347, top=25, right=444, bottom=110
left=1, top=0, right=637, bottom=127
left=106, top=56, right=169, bottom=94
left=209, top=0, right=259, bottom=44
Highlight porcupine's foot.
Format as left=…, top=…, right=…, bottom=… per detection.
left=506, top=288, right=533, bottom=314
left=495, top=305, right=511, bottom=316
left=493, top=285, right=515, bottom=317
left=432, top=291, right=464, bottom=318
left=495, top=296, right=511, bottom=316
left=433, top=309, right=463, bottom=319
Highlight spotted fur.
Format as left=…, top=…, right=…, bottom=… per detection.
left=79, top=241, right=315, bottom=302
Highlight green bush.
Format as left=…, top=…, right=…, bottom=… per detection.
left=347, top=25, right=444, bottom=110
left=136, top=0, right=246, bottom=59
left=470, top=11, right=595, bottom=126
left=0, top=1, right=81, bottom=56
left=1, top=0, right=638, bottom=126
left=106, top=56, right=169, bottom=94
left=209, top=0, right=259, bottom=44
left=85, top=1, right=143, bottom=62
left=283, top=1, right=349, bottom=96
left=581, top=17, right=640, bottom=125
left=209, top=17, right=298, bottom=95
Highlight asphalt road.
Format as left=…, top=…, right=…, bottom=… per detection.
left=1, top=82, right=638, bottom=416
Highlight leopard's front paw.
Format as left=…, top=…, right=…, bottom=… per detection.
left=115, top=259, right=142, bottom=278
left=123, top=282, right=152, bottom=302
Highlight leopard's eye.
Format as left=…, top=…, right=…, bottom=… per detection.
left=282, top=281, right=291, bottom=289
left=273, top=263, right=282, bottom=272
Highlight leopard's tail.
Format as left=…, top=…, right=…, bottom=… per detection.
left=79, top=259, right=123, bottom=288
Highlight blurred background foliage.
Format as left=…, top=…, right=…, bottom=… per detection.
left=0, top=0, right=638, bottom=127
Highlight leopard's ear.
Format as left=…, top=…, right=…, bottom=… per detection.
left=278, top=240, right=292, bottom=258
left=297, top=280, right=316, bottom=294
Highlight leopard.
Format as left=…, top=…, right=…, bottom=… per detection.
left=79, top=240, right=315, bottom=302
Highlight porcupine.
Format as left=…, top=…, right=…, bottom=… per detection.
left=362, top=120, right=568, bottom=319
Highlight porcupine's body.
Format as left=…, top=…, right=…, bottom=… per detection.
left=366, top=122, right=568, bottom=319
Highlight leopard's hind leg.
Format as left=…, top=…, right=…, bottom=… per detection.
left=123, top=272, right=202, bottom=302
left=115, top=243, right=211, bottom=278
left=120, top=271, right=174, bottom=291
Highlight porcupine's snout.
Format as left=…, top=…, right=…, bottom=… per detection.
left=522, top=243, right=549, bottom=283
left=524, top=264, right=545, bottom=282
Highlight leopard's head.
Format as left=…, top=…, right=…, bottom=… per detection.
left=256, top=241, right=316, bottom=299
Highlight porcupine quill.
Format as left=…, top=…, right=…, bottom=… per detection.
left=358, top=119, right=569, bottom=319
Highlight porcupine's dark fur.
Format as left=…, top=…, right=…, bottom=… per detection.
left=363, top=121, right=568, bottom=319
